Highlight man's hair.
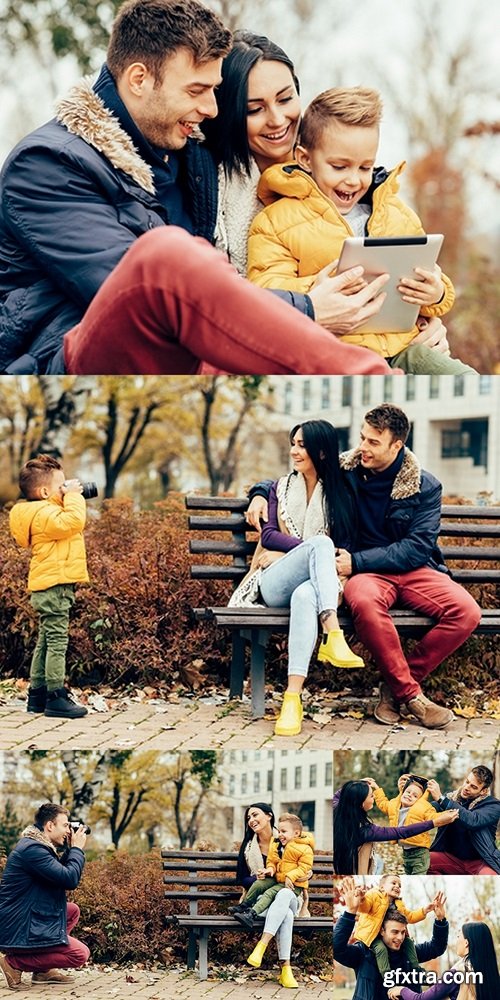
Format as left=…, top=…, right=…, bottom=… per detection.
left=107, top=0, right=231, bottom=83
left=381, top=905, right=408, bottom=929
left=35, top=803, right=69, bottom=828
left=300, top=86, right=382, bottom=149
left=19, top=455, right=63, bottom=500
left=364, top=403, right=410, bottom=444
left=471, top=766, right=493, bottom=789
left=279, top=812, right=303, bottom=833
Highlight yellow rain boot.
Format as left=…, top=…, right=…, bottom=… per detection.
left=247, top=939, right=268, bottom=968
left=274, top=692, right=303, bottom=737
left=279, top=965, right=299, bottom=988
left=317, top=630, right=364, bottom=669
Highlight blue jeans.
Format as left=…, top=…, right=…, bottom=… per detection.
left=260, top=888, right=300, bottom=960
left=259, top=536, right=339, bottom=678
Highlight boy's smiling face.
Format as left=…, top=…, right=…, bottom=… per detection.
left=400, top=782, right=424, bottom=808
left=296, top=120, right=378, bottom=214
left=278, top=820, right=300, bottom=846
left=381, top=875, right=402, bottom=899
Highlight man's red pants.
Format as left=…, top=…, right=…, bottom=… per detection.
left=64, top=228, right=393, bottom=375
left=428, top=852, right=497, bottom=875
left=343, top=567, right=482, bottom=701
left=7, top=903, right=89, bottom=972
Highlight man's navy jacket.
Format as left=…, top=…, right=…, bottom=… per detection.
left=433, top=792, right=500, bottom=873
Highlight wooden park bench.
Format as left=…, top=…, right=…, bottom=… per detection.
left=162, top=848, right=333, bottom=980
left=186, top=496, right=500, bottom=719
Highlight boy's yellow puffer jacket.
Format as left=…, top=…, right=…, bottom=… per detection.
left=267, top=832, right=315, bottom=888
left=248, top=161, right=455, bottom=359
left=355, top=888, right=426, bottom=947
left=374, top=785, right=437, bottom=848
left=9, top=493, right=89, bottom=592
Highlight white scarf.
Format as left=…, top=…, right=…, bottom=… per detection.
left=214, top=159, right=263, bottom=275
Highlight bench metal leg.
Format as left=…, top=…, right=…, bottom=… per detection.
left=229, top=631, right=246, bottom=698
left=187, top=929, right=197, bottom=970
left=250, top=629, right=268, bottom=719
left=198, top=927, right=209, bottom=980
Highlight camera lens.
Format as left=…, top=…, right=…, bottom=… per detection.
left=81, top=482, right=98, bottom=500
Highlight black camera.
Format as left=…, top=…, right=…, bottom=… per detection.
left=81, top=482, right=98, bottom=500
left=69, top=820, right=91, bottom=835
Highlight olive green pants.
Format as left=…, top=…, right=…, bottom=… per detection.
left=30, top=584, right=76, bottom=690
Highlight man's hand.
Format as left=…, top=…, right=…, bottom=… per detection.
left=427, top=779, right=442, bottom=801
left=246, top=496, right=268, bottom=532
left=335, top=549, right=352, bottom=577
left=61, top=478, right=83, bottom=495
left=341, top=876, right=362, bottom=913
left=432, top=891, right=447, bottom=921
left=308, top=267, right=389, bottom=335
left=433, top=809, right=459, bottom=827
left=255, top=550, right=284, bottom=569
left=70, top=826, right=87, bottom=850
left=398, top=264, right=444, bottom=306
left=412, top=316, right=450, bottom=355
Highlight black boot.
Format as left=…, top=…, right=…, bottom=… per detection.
left=44, top=688, right=88, bottom=719
left=27, top=685, right=47, bottom=713
left=233, top=908, right=258, bottom=930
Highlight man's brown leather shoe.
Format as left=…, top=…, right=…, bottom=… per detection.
left=374, top=682, right=401, bottom=725
left=404, top=693, right=454, bottom=729
left=32, top=969, right=76, bottom=984
left=0, top=954, right=23, bottom=990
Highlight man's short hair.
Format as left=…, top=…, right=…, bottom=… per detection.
left=471, top=765, right=493, bottom=789
left=300, top=86, right=382, bottom=150
left=381, top=905, right=408, bottom=929
left=19, top=455, right=63, bottom=500
left=364, top=403, right=410, bottom=444
left=107, top=0, right=231, bottom=83
left=279, top=812, right=303, bottom=833
left=35, top=803, right=69, bottom=828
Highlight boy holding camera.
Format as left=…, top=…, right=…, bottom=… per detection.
left=9, top=454, right=89, bottom=719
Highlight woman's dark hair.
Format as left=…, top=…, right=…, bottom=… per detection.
left=462, top=922, right=500, bottom=1000
left=290, top=420, right=356, bottom=547
left=202, top=29, right=299, bottom=177
left=333, top=781, right=371, bottom=875
left=236, top=802, right=275, bottom=884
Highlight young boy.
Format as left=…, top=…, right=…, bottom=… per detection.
left=369, top=774, right=437, bottom=873
left=353, top=874, right=435, bottom=980
left=9, top=455, right=89, bottom=719
left=247, top=86, right=474, bottom=374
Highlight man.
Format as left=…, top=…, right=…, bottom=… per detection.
left=0, top=803, right=89, bottom=989
left=427, top=765, right=500, bottom=874
left=334, top=878, right=449, bottom=1000
left=247, top=403, right=481, bottom=729
left=0, top=0, right=397, bottom=377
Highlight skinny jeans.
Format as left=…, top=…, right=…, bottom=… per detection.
left=260, top=888, right=300, bottom=961
left=7, top=903, right=90, bottom=972
left=342, top=567, right=481, bottom=701
left=63, top=228, right=393, bottom=376
left=30, top=584, right=76, bottom=690
left=259, top=536, right=340, bottom=677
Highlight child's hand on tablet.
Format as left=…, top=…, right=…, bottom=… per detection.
left=398, top=263, right=444, bottom=305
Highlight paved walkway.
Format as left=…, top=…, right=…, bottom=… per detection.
left=0, top=693, right=497, bottom=752
left=0, top=966, right=333, bottom=999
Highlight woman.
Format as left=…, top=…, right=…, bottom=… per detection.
left=388, top=921, right=500, bottom=1000
left=235, top=802, right=305, bottom=989
left=230, top=420, right=364, bottom=738
left=333, top=780, right=458, bottom=875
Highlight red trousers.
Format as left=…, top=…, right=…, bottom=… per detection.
left=64, top=228, right=393, bottom=375
left=428, top=852, right=497, bottom=875
left=7, top=903, right=90, bottom=972
left=343, top=567, right=482, bottom=701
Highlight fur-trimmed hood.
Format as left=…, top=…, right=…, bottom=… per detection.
left=20, top=824, right=58, bottom=854
left=340, top=446, right=422, bottom=499
left=56, top=76, right=156, bottom=194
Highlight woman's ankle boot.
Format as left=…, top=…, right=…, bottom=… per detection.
left=247, top=939, right=268, bottom=968
left=279, top=964, right=299, bottom=988
left=274, top=692, right=303, bottom=737
left=317, top=630, right=364, bottom=669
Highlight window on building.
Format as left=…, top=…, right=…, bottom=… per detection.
left=321, top=378, right=331, bottom=409
left=325, top=760, right=333, bottom=785
left=429, top=376, right=439, bottom=399
left=254, top=751, right=261, bottom=760
left=280, top=768, right=287, bottom=791
left=361, top=375, right=371, bottom=406
left=479, top=375, right=492, bottom=395
left=284, top=381, right=293, bottom=415
left=229, top=775, right=235, bottom=795
left=253, top=772, right=260, bottom=793
left=405, top=374, right=416, bottom=401
left=241, top=751, right=248, bottom=762
left=267, top=770, right=273, bottom=792
left=341, top=376, right=352, bottom=407
left=454, top=375, right=465, bottom=397
left=241, top=774, right=247, bottom=794
left=229, top=751, right=236, bottom=764
left=302, top=380, right=311, bottom=411
left=441, top=419, right=488, bottom=467
left=294, top=766, right=302, bottom=789
left=383, top=376, right=393, bottom=401
left=309, top=764, right=317, bottom=788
